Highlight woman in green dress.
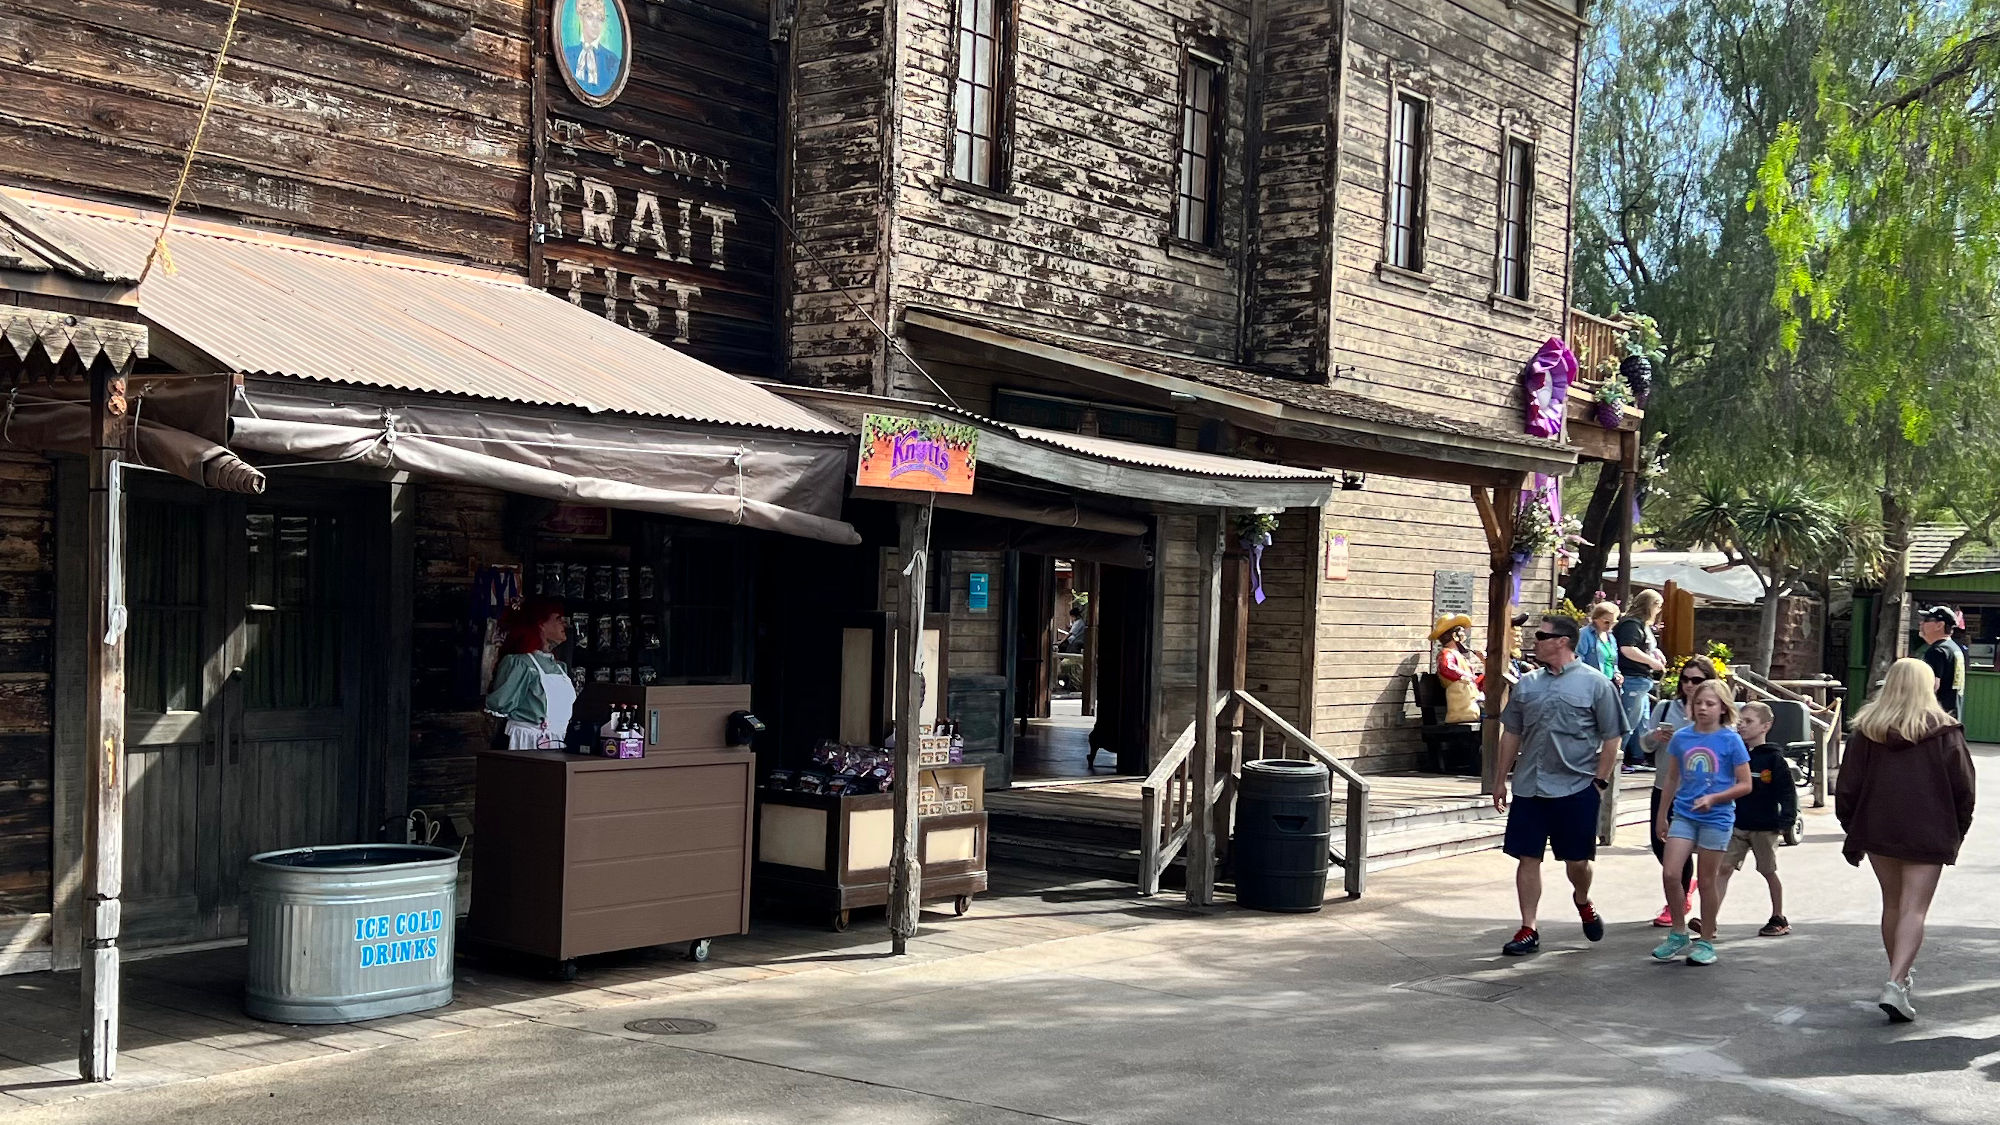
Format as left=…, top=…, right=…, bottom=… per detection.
left=485, top=597, right=576, bottom=750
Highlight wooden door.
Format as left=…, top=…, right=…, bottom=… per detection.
left=212, top=502, right=367, bottom=936
left=1011, top=554, right=1053, bottom=723
left=120, top=493, right=228, bottom=946
left=118, top=486, right=372, bottom=947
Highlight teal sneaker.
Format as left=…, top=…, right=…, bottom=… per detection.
left=1686, top=938, right=1717, bottom=966
left=1651, top=932, right=1692, bottom=961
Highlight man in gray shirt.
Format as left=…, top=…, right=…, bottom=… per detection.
left=1492, top=614, right=1626, bottom=956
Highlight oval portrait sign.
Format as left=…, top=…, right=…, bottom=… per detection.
left=552, top=0, right=633, bottom=107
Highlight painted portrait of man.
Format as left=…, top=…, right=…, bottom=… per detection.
left=555, top=0, right=630, bottom=105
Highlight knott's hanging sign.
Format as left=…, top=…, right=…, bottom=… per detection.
left=856, top=415, right=979, bottom=495
left=533, top=0, right=781, bottom=375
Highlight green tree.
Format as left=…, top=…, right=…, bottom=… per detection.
left=1672, top=478, right=1841, bottom=676
left=1756, top=1, right=2000, bottom=682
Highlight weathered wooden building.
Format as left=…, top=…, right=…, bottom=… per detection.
left=0, top=0, right=1605, bottom=1010
left=778, top=0, right=1586, bottom=777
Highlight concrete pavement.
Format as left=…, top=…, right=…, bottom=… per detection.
left=8, top=748, right=1999, bottom=1124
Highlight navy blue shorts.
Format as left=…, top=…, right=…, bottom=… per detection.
left=1503, top=785, right=1601, bottom=862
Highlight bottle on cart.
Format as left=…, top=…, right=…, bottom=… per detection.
left=598, top=710, right=621, bottom=757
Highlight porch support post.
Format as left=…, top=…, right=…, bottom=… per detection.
left=888, top=502, right=932, bottom=954
left=1615, top=429, right=1639, bottom=605
left=1473, top=478, right=1525, bottom=796
left=1187, top=511, right=1223, bottom=907
left=81, top=368, right=129, bottom=1081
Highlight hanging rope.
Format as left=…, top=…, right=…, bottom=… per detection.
left=138, top=0, right=248, bottom=284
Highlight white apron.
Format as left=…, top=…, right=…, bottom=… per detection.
left=504, top=653, right=577, bottom=750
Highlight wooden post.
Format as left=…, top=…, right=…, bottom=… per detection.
left=888, top=503, right=931, bottom=954
left=1079, top=562, right=1098, bottom=718
left=1187, top=512, right=1223, bottom=907
left=1474, top=480, right=1524, bottom=796
left=1616, top=430, right=1639, bottom=605
left=81, top=369, right=129, bottom=1081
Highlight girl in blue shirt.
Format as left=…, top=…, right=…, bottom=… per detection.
left=1651, top=678, right=1752, bottom=966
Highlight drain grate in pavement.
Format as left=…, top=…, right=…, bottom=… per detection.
left=624, top=1017, right=717, bottom=1036
left=1394, top=976, right=1520, bottom=1003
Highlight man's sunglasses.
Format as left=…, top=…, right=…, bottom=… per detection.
left=1533, top=630, right=1568, bottom=641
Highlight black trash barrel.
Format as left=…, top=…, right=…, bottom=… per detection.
left=1233, top=759, right=1331, bottom=912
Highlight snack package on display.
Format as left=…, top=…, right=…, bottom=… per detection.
left=639, top=665, right=658, bottom=685
left=640, top=615, right=662, bottom=651
left=566, top=564, right=589, bottom=601
left=613, top=666, right=632, bottom=684
left=614, top=566, right=631, bottom=602
left=595, top=614, right=614, bottom=650
left=570, top=666, right=587, bottom=691
left=638, top=565, right=656, bottom=601
left=591, top=667, right=611, bottom=682
left=570, top=613, right=591, bottom=649
left=764, top=769, right=794, bottom=790
left=613, top=614, right=633, bottom=650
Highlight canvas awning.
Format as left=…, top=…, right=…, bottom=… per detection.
left=0, top=188, right=859, bottom=543
left=773, top=385, right=1339, bottom=513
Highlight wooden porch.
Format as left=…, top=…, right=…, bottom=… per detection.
left=987, top=770, right=1660, bottom=878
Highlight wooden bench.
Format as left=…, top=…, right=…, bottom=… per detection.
left=1411, top=672, right=1483, bottom=776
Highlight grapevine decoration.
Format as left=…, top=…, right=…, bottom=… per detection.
left=1234, top=512, right=1279, bottom=605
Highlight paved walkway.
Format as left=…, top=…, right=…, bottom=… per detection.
left=7, top=748, right=1998, bottom=1123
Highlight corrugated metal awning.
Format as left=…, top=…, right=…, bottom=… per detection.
left=1012, top=425, right=1328, bottom=481
left=0, top=188, right=842, bottom=436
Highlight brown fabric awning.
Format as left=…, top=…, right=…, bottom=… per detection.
left=1, top=384, right=265, bottom=493
left=233, top=382, right=860, bottom=545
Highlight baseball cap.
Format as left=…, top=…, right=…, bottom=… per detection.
left=1921, top=605, right=1957, bottom=624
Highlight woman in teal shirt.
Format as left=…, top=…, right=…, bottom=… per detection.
left=485, top=598, right=576, bottom=750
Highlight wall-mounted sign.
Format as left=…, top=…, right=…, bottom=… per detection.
left=553, top=0, right=633, bottom=107
left=968, top=572, right=990, bottom=612
left=534, top=0, right=779, bottom=374
left=1433, top=570, right=1477, bottom=617
left=1323, top=530, right=1350, bottom=581
left=540, top=503, right=612, bottom=538
left=856, top=415, right=978, bottom=495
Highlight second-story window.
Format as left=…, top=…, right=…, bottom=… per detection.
left=1386, top=92, right=1429, bottom=272
left=1498, top=137, right=1535, bottom=300
left=1174, top=54, right=1224, bottom=244
left=951, top=0, right=1011, bottom=189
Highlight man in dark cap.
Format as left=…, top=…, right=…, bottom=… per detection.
left=1919, top=606, right=1965, bottom=720
left=1492, top=613, right=1627, bottom=956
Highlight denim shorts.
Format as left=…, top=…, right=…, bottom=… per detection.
left=1667, top=816, right=1733, bottom=852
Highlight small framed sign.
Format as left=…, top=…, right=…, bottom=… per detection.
left=552, top=0, right=634, bottom=108
left=1323, top=530, right=1350, bottom=581
left=540, top=503, right=612, bottom=538
left=1433, top=570, right=1477, bottom=617
left=968, top=572, right=990, bottom=612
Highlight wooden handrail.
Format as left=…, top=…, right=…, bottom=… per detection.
left=1138, top=693, right=1228, bottom=898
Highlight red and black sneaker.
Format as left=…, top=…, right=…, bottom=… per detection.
left=1576, top=899, right=1605, bottom=942
left=1501, top=927, right=1540, bottom=956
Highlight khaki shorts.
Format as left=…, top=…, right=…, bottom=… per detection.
left=1726, top=829, right=1780, bottom=874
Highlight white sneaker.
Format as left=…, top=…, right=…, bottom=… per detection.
left=1878, top=980, right=1915, bottom=1023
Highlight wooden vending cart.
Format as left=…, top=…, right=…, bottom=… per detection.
left=755, top=759, right=987, bottom=931
left=467, top=686, right=755, bottom=977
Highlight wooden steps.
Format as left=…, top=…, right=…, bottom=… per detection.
left=987, top=773, right=1662, bottom=883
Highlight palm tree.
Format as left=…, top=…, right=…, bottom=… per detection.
left=1674, top=478, right=1840, bottom=676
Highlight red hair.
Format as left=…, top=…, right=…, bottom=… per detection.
left=501, top=597, right=566, bottom=655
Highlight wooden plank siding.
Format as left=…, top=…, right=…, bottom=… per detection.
left=1244, top=0, right=1339, bottom=380
left=1329, top=0, right=1579, bottom=429
left=881, top=0, right=1254, bottom=396
left=783, top=0, right=891, bottom=390
left=0, top=0, right=536, bottom=266
left=1309, top=475, right=1554, bottom=769
left=0, top=451, right=55, bottom=967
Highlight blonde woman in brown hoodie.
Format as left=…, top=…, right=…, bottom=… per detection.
left=1836, top=657, right=1977, bottom=1023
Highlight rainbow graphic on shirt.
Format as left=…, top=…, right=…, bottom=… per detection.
left=1680, top=745, right=1722, bottom=775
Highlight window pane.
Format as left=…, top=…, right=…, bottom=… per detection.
left=128, top=502, right=203, bottom=713
left=243, top=510, right=341, bottom=710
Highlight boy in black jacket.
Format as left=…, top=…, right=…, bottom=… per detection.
left=1719, top=702, right=1797, bottom=936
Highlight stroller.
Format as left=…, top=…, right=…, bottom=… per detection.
left=1765, top=699, right=1816, bottom=846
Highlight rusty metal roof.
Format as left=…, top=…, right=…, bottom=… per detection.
left=1011, top=425, right=1329, bottom=481
left=0, top=189, right=844, bottom=436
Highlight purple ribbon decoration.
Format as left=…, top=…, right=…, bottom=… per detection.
left=1244, top=531, right=1271, bottom=605
left=1509, top=551, right=1528, bottom=604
